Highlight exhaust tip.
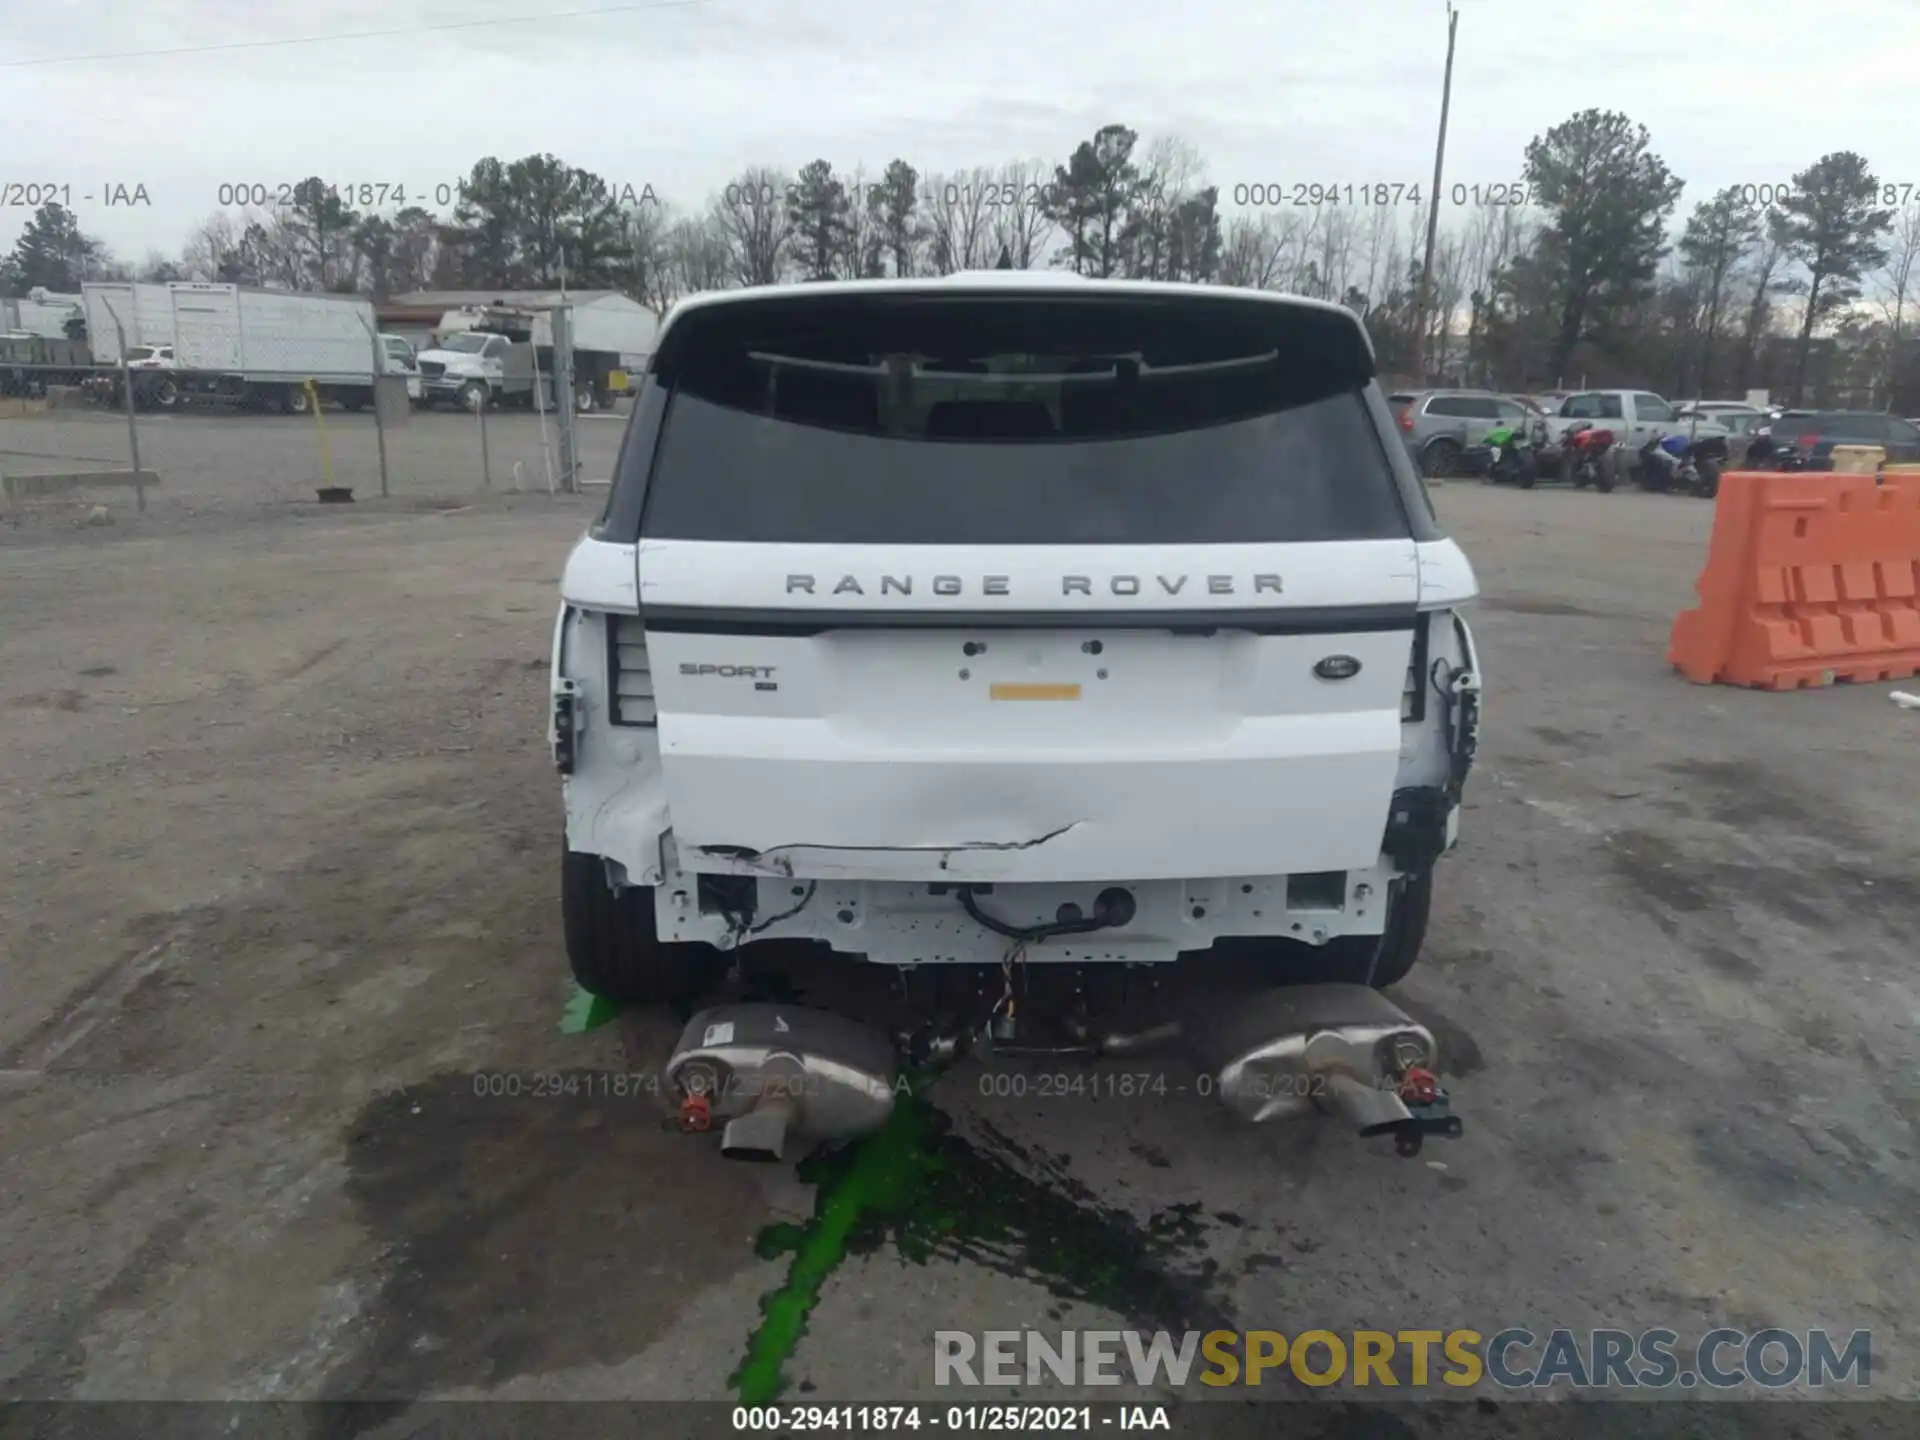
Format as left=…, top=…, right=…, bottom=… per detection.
left=720, top=1098, right=793, bottom=1163
left=720, top=1141, right=785, bottom=1163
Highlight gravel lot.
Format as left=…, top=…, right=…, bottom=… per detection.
left=2, top=445, right=1916, bottom=1428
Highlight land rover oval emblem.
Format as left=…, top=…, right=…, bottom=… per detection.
left=1314, top=655, right=1362, bottom=681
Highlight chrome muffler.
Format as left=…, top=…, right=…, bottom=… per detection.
left=1182, top=983, right=1463, bottom=1156
left=664, top=1004, right=899, bottom=1162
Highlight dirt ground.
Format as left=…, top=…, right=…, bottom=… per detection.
left=2, top=444, right=1917, bottom=1429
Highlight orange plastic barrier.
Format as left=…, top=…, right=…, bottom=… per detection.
left=1668, top=470, right=1920, bottom=689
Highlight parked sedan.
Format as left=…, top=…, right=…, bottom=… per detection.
left=1758, top=411, right=1920, bottom=468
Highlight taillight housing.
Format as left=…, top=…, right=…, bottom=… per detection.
left=1402, top=617, right=1431, bottom=723
left=1398, top=407, right=1414, bottom=432
left=608, top=613, right=656, bottom=726
left=1798, top=434, right=1819, bottom=451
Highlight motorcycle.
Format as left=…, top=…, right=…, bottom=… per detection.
left=1458, top=422, right=1541, bottom=487
left=1558, top=421, right=1617, bottom=492
left=1742, top=428, right=1810, bottom=472
left=1639, top=432, right=1728, bottom=498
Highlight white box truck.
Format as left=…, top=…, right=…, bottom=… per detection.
left=82, top=282, right=175, bottom=361
left=167, top=283, right=397, bottom=414
left=4, top=289, right=85, bottom=341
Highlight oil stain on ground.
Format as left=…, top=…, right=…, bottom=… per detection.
left=322, top=1070, right=768, bottom=1429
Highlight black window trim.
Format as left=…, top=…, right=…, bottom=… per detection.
left=637, top=602, right=1420, bottom=637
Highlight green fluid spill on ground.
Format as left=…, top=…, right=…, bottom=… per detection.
left=731, top=1078, right=1226, bottom=1403
left=558, top=983, right=621, bottom=1034
left=732, top=1076, right=940, bottom=1403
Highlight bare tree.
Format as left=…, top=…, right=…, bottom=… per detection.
left=1126, top=136, right=1206, bottom=280
left=622, top=198, right=679, bottom=317
left=253, top=210, right=309, bottom=290
left=388, top=208, right=441, bottom=292
left=839, top=166, right=885, bottom=279
left=1872, top=202, right=1920, bottom=406
left=712, top=166, right=789, bottom=287
left=1429, top=230, right=1470, bottom=376
left=1734, top=226, right=1789, bottom=393
left=668, top=214, right=732, bottom=297
left=1319, top=206, right=1359, bottom=302
left=923, top=167, right=995, bottom=274
left=181, top=212, right=243, bottom=281
left=990, top=159, right=1058, bottom=269
left=1283, top=207, right=1354, bottom=299
left=1349, top=203, right=1400, bottom=310
left=1457, top=202, right=1533, bottom=382
left=1462, top=202, right=1529, bottom=301
left=1217, top=213, right=1303, bottom=290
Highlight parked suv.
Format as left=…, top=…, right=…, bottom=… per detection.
left=1391, top=389, right=1536, bottom=477
left=553, top=276, right=1483, bottom=1012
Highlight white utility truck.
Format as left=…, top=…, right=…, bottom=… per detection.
left=418, top=300, right=655, bottom=413
left=548, top=274, right=1484, bottom=1165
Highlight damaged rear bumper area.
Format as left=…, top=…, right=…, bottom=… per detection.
left=644, top=835, right=1421, bottom=965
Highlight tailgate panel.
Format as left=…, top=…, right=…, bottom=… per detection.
left=646, top=618, right=1416, bottom=883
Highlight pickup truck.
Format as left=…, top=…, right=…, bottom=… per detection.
left=1543, top=390, right=1733, bottom=479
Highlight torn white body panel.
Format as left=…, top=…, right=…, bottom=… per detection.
left=647, top=629, right=1416, bottom=883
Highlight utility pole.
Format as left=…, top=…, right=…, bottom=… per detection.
left=1411, top=2, right=1459, bottom=386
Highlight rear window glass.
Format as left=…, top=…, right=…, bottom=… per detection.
left=637, top=294, right=1411, bottom=546
left=1806, top=414, right=1884, bottom=441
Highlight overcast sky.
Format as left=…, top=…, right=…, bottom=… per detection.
left=4, top=0, right=1917, bottom=262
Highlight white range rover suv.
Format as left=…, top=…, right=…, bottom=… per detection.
left=550, top=274, right=1481, bottom=1010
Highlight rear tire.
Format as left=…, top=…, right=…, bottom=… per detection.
left=1421, top=438, right=1461, bottom=479
left=562, top=846, right=719, bottom=1004
left=1696, top=459, right=1722, bottom=498
left=1323, top=866, right=1433, bottom=989
left=1594, top=453, right=1617, bottom=493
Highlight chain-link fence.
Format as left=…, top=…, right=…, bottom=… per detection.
left=1, top=362, right=630, bottom=526
left=3, top=296, right=630, bottom=527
